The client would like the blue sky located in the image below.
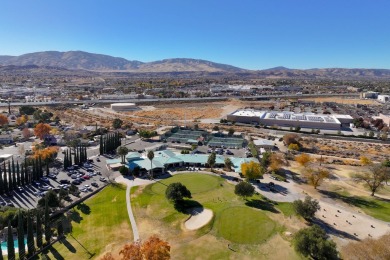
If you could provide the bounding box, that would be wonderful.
[0,1,389,69]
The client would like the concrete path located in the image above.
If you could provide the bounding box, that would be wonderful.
[116,175,155,242]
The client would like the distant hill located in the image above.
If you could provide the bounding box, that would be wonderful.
[1,51,390,79]
[0,51,244,73]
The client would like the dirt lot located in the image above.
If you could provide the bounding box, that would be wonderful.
[301,97,379,105]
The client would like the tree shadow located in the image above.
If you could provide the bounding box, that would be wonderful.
[318,190,385,209]
[76,203,91,215]
[61,238,77,253]
[312,218,360,241]
[48,245,65,260]
[67,209,83,224]
[174,199,203,214]
[245,199,280,213]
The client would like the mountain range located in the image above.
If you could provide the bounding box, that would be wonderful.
[1,51,390,79]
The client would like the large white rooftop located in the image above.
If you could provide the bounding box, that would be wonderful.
[231,110,265,117]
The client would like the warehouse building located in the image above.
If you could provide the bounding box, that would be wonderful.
[227,110,353,130]
[110,103,139,111]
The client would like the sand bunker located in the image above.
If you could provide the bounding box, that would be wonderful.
[185,207,213,230]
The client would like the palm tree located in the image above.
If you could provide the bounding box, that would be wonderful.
[117,146,129,164]
[147,151,154,179]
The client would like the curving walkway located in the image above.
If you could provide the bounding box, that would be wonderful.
[116,175,155,242]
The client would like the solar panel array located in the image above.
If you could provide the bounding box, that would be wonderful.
[293,115,306,120]
[324,117,336,123]
[307,116,324,122]
[268,112,277,119]
[282,114,291,119]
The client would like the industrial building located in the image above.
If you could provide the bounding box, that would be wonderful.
[110,103,139,112]
[227,110,354,130]
[378,95,390,103]
[360,91,379,99]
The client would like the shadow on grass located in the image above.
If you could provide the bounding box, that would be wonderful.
[61,238,77,253]
[318,190,385,209]
[174,199,203,214]
[48,245,65,260]
[76,203,91,215]
[313,218,360,241]
[245,199,279,213]
[67,210,83,224]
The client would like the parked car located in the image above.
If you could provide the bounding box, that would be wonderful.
[48,173,57,179]
[41,177,50,183]
[72,180,81,185]
[99,177,107,182]
[91,182,98,188]
[82,175,90,180]
[71,174,78,179]
[59,179,70,184]
[96,158,101,162]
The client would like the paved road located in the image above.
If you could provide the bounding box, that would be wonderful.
[4,93,358,107]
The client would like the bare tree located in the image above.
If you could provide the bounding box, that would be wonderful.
[353,164,390,196]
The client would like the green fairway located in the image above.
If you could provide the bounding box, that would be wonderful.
[132,173,299,259]
[276,202,296,217]
[217,206,276,244]
[41,184,132,259]
[151,173,220,194]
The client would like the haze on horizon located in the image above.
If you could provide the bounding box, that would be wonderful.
[0,0,389,70]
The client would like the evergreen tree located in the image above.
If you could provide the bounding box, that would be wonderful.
[36,210,43,249]
[16,161,20,186]
[0,167,3,195]
[8,161,13,191]
[3,163,8,194]
[57,220,64,238]
[39,157,44,178]
[26,212,35,255]
[7,221,15,260]
[44,199,51,243]
[99,135,103,155]
[69,149,72,166]
[17,210,26,259]
[11,158,17,188]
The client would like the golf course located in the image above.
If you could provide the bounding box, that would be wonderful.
[131,173,302,260]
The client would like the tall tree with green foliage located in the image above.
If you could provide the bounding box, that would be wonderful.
[117,146,129,164]
[207,152,216,171]
[0,167,3,195]
[11,158,17,188]
[36,210,43,249]
[293,225,338,260]
[44,199,51,243]
[0,243,3,260]
[27,211,35,255]
[3,163,8,194]
[57,220,64,238]
[16,161,21,186]
[147,150,155,179]
[234,181,255,199]
[99,135,103,155]
[17,210,26,259]
[7,221,15,260]
[293,196,321,220]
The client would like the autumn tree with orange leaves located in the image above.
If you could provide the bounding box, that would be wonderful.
[117,235,170,260]
[16,115,28,126]
[34,123,51,140]
[0,114,8,126]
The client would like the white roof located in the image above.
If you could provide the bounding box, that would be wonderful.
[110,103,136,107]
[0,154,13,159]
[232,110,265,117]
[253,139,274,146]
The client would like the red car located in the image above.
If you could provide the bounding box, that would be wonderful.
[82,175,90,180]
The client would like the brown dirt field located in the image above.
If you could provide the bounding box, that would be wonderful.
[301,97,378,105]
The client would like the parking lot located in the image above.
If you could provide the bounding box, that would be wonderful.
[0,154,111,209]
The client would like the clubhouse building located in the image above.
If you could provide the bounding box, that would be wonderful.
[106,150,258,175]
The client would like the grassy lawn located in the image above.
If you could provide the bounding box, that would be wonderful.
[40,184,132,259]
[132,173,301,259]
[217,206,276,244]
[319,189,390,222]
[275,202,296,217]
